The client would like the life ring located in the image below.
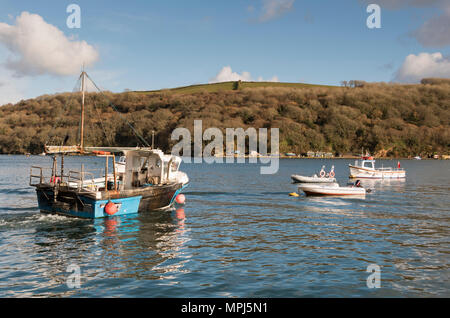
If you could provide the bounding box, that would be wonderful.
[329,171,335,178]
[320,170,326,178]
[93,150,111,156]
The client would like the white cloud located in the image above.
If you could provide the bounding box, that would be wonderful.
[394,52,450,82]
[259,0,295,22]
[269,75,279,82]
[0,12,99,77]
[257,75,280,82]
[209,66,280,83]
[209,66,252,83]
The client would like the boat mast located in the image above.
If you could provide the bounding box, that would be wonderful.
[152,130,155,149]
[80,67,86,152]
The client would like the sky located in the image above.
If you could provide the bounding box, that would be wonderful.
[0,0,449,105]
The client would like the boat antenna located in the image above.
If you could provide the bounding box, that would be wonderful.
[152,130,155,149]
[80,66,86,152]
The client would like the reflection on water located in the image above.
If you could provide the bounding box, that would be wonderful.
[0,207,189,297]
[0,156,449,297]
[355,178,406,192]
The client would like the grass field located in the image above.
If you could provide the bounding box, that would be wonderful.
[135,81,338,94]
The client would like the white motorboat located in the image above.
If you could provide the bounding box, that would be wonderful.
[298,181,366,196]
[349,156,406,179]
[291,165,336,183]
[298,184,366,196]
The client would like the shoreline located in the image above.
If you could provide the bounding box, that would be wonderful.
[1,153,448,160]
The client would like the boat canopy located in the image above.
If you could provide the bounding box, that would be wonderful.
[44,146,153,155]
[121,149,182,190]
[354,159,376,170]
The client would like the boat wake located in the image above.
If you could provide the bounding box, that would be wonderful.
[0,188,33,195]
[0,212,76,231]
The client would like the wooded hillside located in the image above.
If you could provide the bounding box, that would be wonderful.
[0,80,449,157]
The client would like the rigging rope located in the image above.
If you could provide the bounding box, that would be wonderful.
[45,71,151,148]
[85,73,151,147]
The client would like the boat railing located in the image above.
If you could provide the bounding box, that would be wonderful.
[68,170,98,192]
[377,167,405,171]
[67,169,118,193]
[30,166,76,186]
[29,166,52,186]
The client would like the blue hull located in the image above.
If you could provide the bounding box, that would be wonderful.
[35,183,187,219]
[37,190,142,219]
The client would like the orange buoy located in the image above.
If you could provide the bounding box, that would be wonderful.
[105,201,118,216]
[175,194,186,205]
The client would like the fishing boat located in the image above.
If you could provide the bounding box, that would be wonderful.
[298,180,366,196]
[29,70,189,219]
[291,165,336,183]
[349,156,406,179]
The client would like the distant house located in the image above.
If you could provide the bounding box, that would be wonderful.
[315,152,324,158]
[306,151,315,158]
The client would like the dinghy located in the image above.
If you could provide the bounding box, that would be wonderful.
[291,175,337,183]
[298,180,366,196]
[291,165,336,183]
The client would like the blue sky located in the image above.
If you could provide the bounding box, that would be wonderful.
[0,0,449,104]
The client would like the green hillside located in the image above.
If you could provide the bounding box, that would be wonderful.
[136,81,337,94]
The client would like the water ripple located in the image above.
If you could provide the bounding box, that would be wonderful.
[0,156,449,297]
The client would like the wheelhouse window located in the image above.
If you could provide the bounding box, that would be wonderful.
[171,161,180,172]
[363,161,373,168]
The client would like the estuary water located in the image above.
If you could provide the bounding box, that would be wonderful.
[0,155,449,297]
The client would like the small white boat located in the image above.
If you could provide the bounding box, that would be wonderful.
[291,175,336,183]
[291,165,336,183]
[414,156,421,160]
[298,181,366,196]
[349,156,405,179]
